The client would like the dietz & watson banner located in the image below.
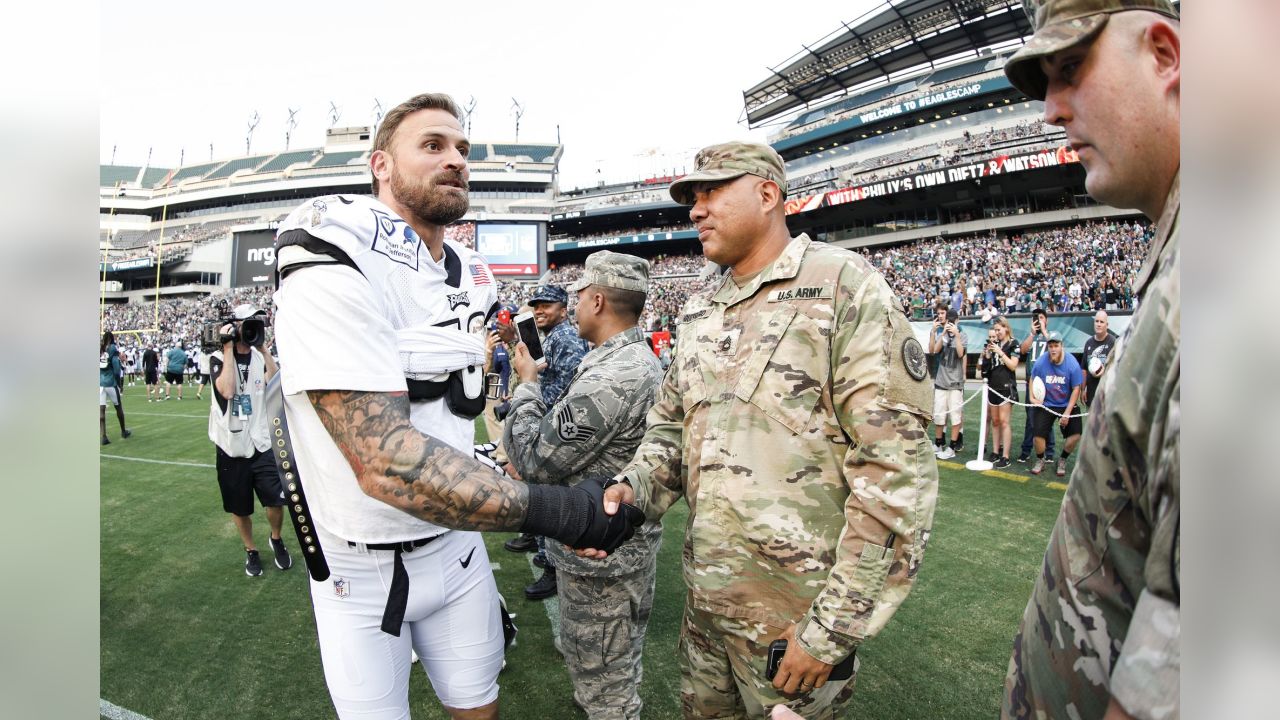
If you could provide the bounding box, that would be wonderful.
[784,145,1081,216]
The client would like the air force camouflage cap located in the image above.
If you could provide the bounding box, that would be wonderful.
[1004,0,1178,100]
[668,141,787,205]
[567,250,650,294]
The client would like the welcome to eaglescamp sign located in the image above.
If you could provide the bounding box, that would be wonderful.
[784,145,1081,216]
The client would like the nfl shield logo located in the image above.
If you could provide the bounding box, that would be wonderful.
[333,577,350,599]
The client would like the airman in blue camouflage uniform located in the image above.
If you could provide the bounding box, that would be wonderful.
[1002,2,1181,718]
[588,141,938,719]
[504,251,665,720]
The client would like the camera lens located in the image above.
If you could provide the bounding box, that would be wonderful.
[240,318,264,346]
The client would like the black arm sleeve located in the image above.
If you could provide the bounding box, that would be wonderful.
[520,474,644,552]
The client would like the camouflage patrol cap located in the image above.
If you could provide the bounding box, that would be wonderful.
[668,141,787,205]
[568,250,650,294]
[1004,0,1179,100]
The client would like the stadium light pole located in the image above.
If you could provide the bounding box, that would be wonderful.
[511,98,524,143]
[464,96,477,138]
[246,110,260,156]
[285,107,299,150]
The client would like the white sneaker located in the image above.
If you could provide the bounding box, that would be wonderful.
[936,446,956,460]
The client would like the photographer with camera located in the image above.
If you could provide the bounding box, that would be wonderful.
[206,303,292,577]
[929,304,966,459]
[980,317,1020,468]
[1017,308,1054,464]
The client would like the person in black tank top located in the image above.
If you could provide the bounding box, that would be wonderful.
[980,317,1020,467]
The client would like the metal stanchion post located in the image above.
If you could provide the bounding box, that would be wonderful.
[966,380,994,471]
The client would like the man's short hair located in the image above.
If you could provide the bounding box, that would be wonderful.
[371,93,464,196]
[593,285,646,323]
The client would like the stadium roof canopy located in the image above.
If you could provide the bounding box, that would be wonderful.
[742,0,1031,127]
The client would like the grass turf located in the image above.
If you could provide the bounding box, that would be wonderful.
[101,382,1067,719]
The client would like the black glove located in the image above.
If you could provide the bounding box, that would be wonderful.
[520,472,644,553]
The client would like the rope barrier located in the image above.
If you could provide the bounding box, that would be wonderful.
[982,382,1089,419]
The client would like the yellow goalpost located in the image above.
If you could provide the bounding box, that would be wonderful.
[100,186,171,343]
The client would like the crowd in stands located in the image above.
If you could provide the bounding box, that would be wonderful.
[549,222,690,246]
[109,219,238,251]
[870,220,1153,319]
[99,220,1150,346]
[444,222,476,249]
[569,188,671,211]
[789,118,1062,193]
[100,285,275,356]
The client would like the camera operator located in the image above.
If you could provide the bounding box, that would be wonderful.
[207,303,292,577]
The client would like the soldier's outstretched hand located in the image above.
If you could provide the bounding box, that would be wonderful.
[574,477,636,559]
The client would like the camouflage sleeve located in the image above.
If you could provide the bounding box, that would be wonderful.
[622,352,686,519]
[1109,380,1180,719]
[1109,590,1180,719]
[502,367,628,486]
[795,264,938,665]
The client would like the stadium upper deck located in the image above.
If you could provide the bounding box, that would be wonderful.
[99,128,561,225]
[742,1,1031,127]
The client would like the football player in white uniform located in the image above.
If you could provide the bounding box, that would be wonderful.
[273,93,641,720]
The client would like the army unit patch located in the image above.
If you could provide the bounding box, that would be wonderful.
[902,337,928,381]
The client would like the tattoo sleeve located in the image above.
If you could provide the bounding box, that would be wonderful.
[308,389,529,531]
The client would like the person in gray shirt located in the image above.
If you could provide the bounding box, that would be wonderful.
[929,306,966,459]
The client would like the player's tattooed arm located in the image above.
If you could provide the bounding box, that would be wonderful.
[307,389,529,531]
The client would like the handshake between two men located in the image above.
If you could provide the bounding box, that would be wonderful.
[519,473,644,554]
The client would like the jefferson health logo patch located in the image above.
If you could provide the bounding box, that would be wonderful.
[370,209,421,270]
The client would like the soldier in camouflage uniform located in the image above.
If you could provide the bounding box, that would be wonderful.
[1002,2,1180,719]
[585,142,939,719]
[503,251,665,720]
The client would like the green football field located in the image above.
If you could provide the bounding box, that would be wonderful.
[100,382,1070,719]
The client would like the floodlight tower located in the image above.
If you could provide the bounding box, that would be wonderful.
[246,110,260,155]
[285,107,299,150]
[372,99,385,134]
[464,96,477,137]
[328,101,341,128]
[510,98,524,142]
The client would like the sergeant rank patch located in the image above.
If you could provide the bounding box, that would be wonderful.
[555,405,598,443]
[902,337,927,381]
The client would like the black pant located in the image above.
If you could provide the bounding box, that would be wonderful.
[1020,384,1055,457]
